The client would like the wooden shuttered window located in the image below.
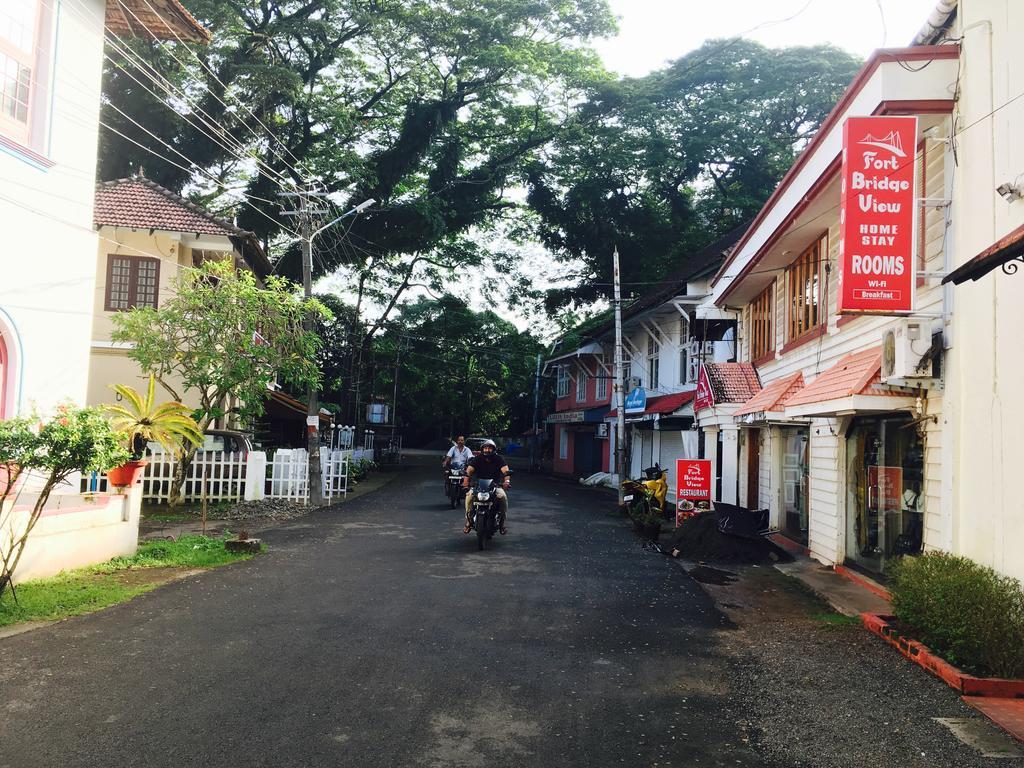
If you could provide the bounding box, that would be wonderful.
[786,235,827,341]
[750,283,774,361]
[105,255,160,311]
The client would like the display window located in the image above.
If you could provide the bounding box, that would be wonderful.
[845,415,924,573]
[780,427,809,544]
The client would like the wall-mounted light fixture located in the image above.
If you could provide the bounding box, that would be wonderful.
[996,182,1023,203]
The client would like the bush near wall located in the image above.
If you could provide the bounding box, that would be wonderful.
[889,552,1024,678]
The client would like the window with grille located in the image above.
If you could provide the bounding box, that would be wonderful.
[576,367,587,402]
[0,1,44,145]
[646,334,659,389]
[678,316,689,384]
[750,283,775,361]
[596,371,608,401]
[105,256,160,311]
[556,366,570,398]
[786,235,827,341]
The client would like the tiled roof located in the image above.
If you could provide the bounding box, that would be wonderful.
[704,362,761,404]
[784,348,886,407]
[606,390,695,419]
[105,0,210,43]
[95,176,247,237]
[734,372,804,416]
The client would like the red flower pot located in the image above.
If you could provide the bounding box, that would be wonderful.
[107,460,149,488]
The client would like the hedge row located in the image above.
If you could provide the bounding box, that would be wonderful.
[889,552,1024,678]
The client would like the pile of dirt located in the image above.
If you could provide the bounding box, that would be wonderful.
[664,512,787,564]
[216,499,308,521]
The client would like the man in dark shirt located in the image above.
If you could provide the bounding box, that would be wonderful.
[462,440,510,534]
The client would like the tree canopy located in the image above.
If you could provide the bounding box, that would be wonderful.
[526,39,862,313]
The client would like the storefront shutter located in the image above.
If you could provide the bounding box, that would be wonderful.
[659,430,684,498]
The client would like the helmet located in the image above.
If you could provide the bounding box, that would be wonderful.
[482,439,497,450]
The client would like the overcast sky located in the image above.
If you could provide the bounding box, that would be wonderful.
[595,0,941,77]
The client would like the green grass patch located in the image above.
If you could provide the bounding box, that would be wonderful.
[0,535,253,628]
[813,611,861,629]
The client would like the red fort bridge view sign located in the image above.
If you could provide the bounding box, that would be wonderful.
[838,115,918,314]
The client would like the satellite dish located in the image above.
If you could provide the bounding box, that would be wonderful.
[882,329,897,379]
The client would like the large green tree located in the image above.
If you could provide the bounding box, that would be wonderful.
[366,295,543,444]
[527,38,862,312]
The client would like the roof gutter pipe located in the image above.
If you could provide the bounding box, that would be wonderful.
[913,0,957,45]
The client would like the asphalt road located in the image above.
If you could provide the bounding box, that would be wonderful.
[0,463,763,768]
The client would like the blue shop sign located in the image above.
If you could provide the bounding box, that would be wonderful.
[624,387,647,414]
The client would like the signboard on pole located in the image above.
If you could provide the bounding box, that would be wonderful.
[624,387,647,414]
[838,115,918,314]
[694,365,714,413]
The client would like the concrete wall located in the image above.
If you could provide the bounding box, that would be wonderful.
[0,0,106,419]
[3,484,143,584]
[945,0,1024,581]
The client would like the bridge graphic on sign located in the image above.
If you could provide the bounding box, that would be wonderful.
[857,130,906,158]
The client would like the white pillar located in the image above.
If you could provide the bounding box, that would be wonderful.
[245,450,267,501]
[703,425,719,500]
[721,425,740,504]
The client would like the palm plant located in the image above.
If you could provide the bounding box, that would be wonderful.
[103,375,204,460]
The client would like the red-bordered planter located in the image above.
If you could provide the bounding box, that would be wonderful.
[106,460,149,488]
[862,613,1024,698]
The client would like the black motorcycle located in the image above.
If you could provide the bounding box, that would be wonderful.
[468,477,504,550]
[445,465,468,509]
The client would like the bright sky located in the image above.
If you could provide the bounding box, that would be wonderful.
[595,0,942,77]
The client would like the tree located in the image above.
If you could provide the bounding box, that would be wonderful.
[0,408,128,601]
[527,38,862,312]
[110,260,325,505]
[368,295,543,444]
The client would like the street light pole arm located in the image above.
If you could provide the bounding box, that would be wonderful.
[310,198,376,244]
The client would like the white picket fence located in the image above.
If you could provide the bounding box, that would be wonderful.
[82,445,376,505]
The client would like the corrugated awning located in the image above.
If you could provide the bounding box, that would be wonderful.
[734,372,804,417]
[783,347,915,417]
[606,390,695,419]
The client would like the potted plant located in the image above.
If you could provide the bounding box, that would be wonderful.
[103,375,203,488]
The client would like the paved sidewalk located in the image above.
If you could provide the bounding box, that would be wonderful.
[773,556,892,617]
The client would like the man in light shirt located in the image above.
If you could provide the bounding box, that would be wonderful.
[443,435,473,470]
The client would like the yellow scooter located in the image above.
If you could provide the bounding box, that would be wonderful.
[621,463,668,517]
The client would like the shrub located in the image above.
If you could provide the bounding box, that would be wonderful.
[889,552,1024,678]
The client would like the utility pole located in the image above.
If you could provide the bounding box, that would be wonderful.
[283,189,375,507]
[613,247,626,506]
[530,353,542,472]
[390,336,403,456]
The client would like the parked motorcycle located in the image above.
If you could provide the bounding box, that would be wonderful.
[468,477,503,550]
[445,465,468,509]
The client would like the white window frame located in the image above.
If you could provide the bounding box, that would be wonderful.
[556,366,570,398]
[558,427,569,460]
[647,334,660,390]
[0,0,50,149]
[596,371,608,400]
[678,317,689,384]
[575,366,587,402]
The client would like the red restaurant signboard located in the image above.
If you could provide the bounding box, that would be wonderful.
[676,459,712,502]
[838,115,918,314]
[694,365,714,412]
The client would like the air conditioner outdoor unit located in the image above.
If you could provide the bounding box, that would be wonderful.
[881,320,935,382]
[595,423,609,438]
[626,376,643,391]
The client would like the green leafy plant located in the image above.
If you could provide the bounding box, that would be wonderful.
[889,552,1024,678]
[0,405,129,601]
[103,375,204,460]
[0,416,40,509]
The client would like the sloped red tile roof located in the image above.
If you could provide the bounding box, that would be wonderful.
[784,348,886,407]
[703,362,761,404]
[95,176,247,237]
[606,390,695,418]
[105,0,210,43]
[734,372,804,416]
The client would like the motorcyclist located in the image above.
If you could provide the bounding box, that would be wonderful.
[442,435,474,471]
[462,439,510,535]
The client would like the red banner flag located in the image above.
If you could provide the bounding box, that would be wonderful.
[838,115,918,314]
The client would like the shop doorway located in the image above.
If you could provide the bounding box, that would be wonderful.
[746,429,760,508]
[845,415,924,574]
[573,431,602,476]
[780,427,809,544]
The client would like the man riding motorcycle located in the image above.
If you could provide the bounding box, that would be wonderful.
[443,435,474,471]
[462,439,510,535]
